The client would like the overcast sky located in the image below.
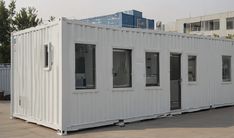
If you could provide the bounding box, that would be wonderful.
[5,0,234,23]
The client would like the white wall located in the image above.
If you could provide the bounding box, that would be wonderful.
[164,22,177,32]
[11,22,62,130]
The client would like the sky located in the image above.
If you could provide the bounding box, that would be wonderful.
[4,0,234,23]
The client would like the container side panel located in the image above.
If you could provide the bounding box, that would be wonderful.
[12,24,61,129]
[62,21,234,132]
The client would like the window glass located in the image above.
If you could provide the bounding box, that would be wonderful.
[188,56,197,82]
[201,19,220,31]
[222,56,231,82]
[44,44,49,68]
[184,22,201,33]
[146,52,160,86]
[213,20,220,30]
[227,17,234,30]
[113,49,132,88]
[75,44,96,89]
[184,23,190,33]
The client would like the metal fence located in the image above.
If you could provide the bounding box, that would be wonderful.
[0,64,10,96]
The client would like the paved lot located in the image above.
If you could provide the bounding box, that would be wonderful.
[1,101,234,138]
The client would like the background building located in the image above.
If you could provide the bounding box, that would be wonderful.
[80,10,155,29]
[165,11,234,37]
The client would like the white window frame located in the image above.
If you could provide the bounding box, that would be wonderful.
[222,55,232,83]
[112,48,133,89]
[43,43,52,71]
[145,52,160,87]
[226,17,234,30]
[188,55,197,82]
[144,49,162,90]
[74,43,96,90]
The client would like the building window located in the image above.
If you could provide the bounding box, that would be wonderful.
[222,56,231,82]
[44,44,49,68]
[213,19,220,30]
[113,49,132,88]
[188,56,197,82]
[184,23,189,33]
[184,20,220,33]
[44,43,52,70]
[75,44,96,89]
[146,52,160,86]
[191,22,201,32]
[184,22,201,33]
[227,17,234,30]
[201,19,220,31]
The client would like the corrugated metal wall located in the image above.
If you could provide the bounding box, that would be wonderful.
[12,22,62,130]
[0,64,10,95]
[12,19,234,133]
[62,19,234,131]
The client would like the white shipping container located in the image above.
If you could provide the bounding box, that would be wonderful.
[11,17,234,135]
[0,65,11,96]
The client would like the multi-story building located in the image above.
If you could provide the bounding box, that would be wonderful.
[165,11,234,37]
[80,10,155,29]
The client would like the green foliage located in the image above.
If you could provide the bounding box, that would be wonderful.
[225,34,234,39]
[0,0,42,63]
[0,45,10,63]
[213,33,219,38]
[0,0,15,63]
[8,0,15,17]
[48,16,55,22]
[8,0,16,32]
[14,7,42,30]
[0,0,10,46]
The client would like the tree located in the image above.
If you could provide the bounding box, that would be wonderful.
[0,0,10,46]
[0,45,10,63]
[226,34,234,39]
[0,0,11,63]
[48,16,55,22]
[0,1,42,63]
[14,7,42,31]
[213,33,219,38]
[8,0,16,32]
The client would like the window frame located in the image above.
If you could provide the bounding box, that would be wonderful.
[75,43,96,90]
[201,19,220,31]
[145,52,160,87]
[112,48,132,89]
[44,44,49,68]
[188,55,197,82]
[226,17,234,30]
[213,19,220,30]
[222,55,232,82]
[43,43,52,71]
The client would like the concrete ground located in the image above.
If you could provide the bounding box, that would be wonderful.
[1,101,234,138]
